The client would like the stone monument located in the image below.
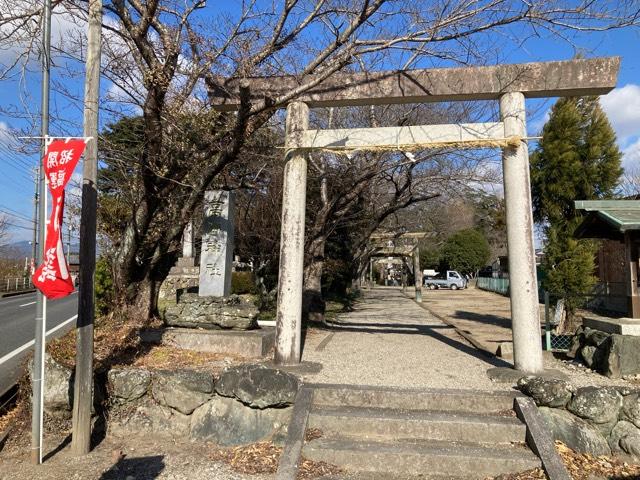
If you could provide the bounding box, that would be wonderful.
[199,190,235,297]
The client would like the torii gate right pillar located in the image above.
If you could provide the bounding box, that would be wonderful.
[500,92,544,374]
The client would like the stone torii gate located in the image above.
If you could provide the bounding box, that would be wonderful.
[210,57,620,373]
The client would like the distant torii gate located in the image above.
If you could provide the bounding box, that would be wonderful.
[210,57,620,373]
[366,232,432,302]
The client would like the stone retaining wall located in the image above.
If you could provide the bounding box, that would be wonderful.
[36,356,299,447]
[569,326,640,379]
[518,376,640,459]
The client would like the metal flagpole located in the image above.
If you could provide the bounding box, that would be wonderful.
[31,0,52,464]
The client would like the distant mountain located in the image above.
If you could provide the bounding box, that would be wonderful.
[0,240,32,258]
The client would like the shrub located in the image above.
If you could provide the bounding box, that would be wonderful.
[231,271,256,295]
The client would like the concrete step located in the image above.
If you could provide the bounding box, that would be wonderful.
[303,437,541,479]
[310,384,519,414]
[308,405,527,444]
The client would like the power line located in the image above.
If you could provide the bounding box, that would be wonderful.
[4,221,33,231]
[0,209,34,224]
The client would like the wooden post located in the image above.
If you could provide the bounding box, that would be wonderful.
[625,232,640,319]
[274,102,309,365]
[71,0,102,455]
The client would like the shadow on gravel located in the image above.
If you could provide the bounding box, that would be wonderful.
[452,310,511,329]
[325,320,511,369]
[99,455,165,479]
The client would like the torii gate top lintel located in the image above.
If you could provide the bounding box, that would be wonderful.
[209,57,619,111]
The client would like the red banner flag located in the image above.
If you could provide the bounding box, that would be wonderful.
[32,138,87,299]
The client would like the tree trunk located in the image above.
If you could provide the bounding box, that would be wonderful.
[303,237,326,325]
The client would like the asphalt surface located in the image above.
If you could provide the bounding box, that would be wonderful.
[0,291,78,396]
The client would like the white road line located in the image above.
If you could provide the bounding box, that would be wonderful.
[19,301,36,307]
[0,315,77,366]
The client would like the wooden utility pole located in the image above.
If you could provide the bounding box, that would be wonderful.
[71,0,102,455]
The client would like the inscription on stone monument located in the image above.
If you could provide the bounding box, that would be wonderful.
[199,190,235,297]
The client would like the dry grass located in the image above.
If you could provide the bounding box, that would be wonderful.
[486,468,547,480]
[130,345,246,372]
[555,441,640,480]
[47,306,154,371]
[304,428,323,442]
[0,406,19,435]
[209,441,342,479]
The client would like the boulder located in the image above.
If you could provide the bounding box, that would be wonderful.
[164,294,258,330]
[112,402,190,437]
[539,407,611,456]
[584,328,610,347]
[215,364,299,409]
[29,354,73,417]
[566,327,584,359]
[601,334,640,379]
[28,354,102,418]
[621,393,640,428]
[567,387,622,433]
[151,370,214,415]
[190,396,291,446]
[108,368,151,403]
[580,346,598,369]
[517,376,574,408]
[608,421,640,457]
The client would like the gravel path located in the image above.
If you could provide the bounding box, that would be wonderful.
[301,288,512,391]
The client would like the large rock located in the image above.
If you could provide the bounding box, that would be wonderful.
[40,354,73,417]
[621,393,640,428]
[567,387,622,433]
[112,402,190,437]
[28,354,102,418]
[164,293,258,330]
[517,376,574,408]
[608,421,640,457]
[215,364,299,409]
[190,396,291,446]
[601,334,640,379]
[539,407,611,456]
[108,368,151,403]
[151,370,214,415]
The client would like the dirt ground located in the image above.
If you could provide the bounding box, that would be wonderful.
[0,431,274,480]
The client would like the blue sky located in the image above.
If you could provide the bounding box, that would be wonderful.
[0,5,638,245]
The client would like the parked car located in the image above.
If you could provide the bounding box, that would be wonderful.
[424,270,467,290]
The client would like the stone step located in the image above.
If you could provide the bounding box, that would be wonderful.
[308,405,527,444]
[310,384,518,414]
[302,437,541,479]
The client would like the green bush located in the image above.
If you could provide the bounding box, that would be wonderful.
[231,271,256,295]
[95,257,114,316]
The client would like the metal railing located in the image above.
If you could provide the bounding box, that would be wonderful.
[0,277,33,293]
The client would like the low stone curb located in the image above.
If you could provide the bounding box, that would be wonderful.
[275,387,314,480]
[0,289,36,298]
[514,397,572,480]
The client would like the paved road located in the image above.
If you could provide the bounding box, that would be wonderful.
[0,291,78,396]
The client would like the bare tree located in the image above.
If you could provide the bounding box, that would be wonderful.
[1,1,639,316]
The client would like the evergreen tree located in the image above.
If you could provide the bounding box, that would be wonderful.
[531,97,622,325]
[439,229,490,275]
